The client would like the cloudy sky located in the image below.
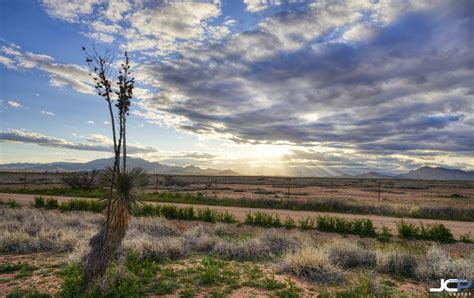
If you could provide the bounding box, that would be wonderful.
[0,0,473,176]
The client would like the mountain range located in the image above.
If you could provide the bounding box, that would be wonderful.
[0,158,473,180]
[344,167,474,181]
[0,157,241,176]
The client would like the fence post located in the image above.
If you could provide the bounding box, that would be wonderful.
[378,182,381,203]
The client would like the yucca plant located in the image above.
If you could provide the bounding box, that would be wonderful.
[83,167,146,285]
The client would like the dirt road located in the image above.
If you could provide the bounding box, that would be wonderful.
[2,192,473,238]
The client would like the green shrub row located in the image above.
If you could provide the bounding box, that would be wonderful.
[396,220,454,243]
[245,212,376,237]
[33,196,105,212]
[132,204,237,224]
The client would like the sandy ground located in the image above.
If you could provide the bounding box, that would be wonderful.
[2,192,473,238]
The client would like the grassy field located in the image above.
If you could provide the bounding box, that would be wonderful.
[1,174,473,296]
[0,205,473,297]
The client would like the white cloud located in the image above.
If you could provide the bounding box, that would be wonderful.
[86,133,112,144]
[243,0,282,12]
[40,0,102,23]
[0,55,16,69]
[1,45,94,94]
[87,120,95,124]
[41,110,55,116]
[103,0,131,22]
[7,101,21,108]
[0,129,157,154]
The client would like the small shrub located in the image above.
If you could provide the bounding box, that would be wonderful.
[59,199,105,212]
[376,250,417,277]
[280,246,344,283]
[325,240,376,268]
[245,212,281,228]
[6,199,20,208]
[316,215,376,237]
[416,245,474,281]
[45,198,59,209]
[298,217,315,230]
[34,196,46,208]
[397,220,454,243]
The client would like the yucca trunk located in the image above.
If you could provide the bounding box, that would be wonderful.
[83,200,129,286]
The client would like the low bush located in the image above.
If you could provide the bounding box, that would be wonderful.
[316,215,376,237]
[245,212,282,228]
[298,217,316,230]
[397,220,454,243]
[34,196,46,208]
[416,245,474,281]
[280,245,344,283]
[376,250,417,277]
[5,199,20,208]
[283,216,296,229]
[58,199,105,213]
[45,198,59,209]
[325,240,376,268]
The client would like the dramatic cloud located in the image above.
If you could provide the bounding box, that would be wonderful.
[0,130,157,154]
[2,0,472,173]
[132,0,473,164]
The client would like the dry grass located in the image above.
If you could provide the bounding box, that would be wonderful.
[376,250,417,277]
[1,206,473,288]
[280,245,344,283]
[325,239,376,268]
[416,245,473,280]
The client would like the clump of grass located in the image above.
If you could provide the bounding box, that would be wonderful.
[298,217,316,230]
[415,245,474,281]
[376,250,417,277]
[325,240,376,268]
[377,225,392,242]
[280,245,344,283]
[7,287,51,298]
[0,262,24,273]
[397,220,454,243]
[283,216,296,229]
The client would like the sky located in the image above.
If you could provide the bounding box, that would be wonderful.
[0,0,473,176]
